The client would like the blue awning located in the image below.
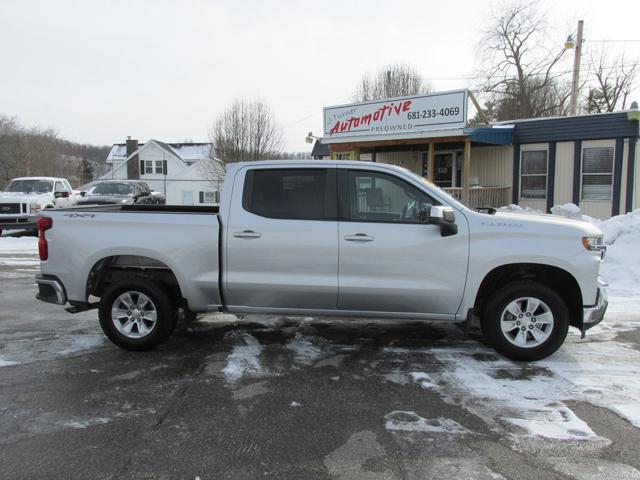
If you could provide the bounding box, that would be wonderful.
[463,126,514,145]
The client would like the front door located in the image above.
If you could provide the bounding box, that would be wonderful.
[337,167,469,316]
[224,166,339,311]
[433,151,462,188]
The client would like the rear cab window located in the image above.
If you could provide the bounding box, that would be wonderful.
[242,168,336,220]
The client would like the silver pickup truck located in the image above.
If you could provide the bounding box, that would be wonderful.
[34,160,608,360]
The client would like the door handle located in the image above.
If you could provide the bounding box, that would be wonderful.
[233,230,262,238]
[344,233,374,242]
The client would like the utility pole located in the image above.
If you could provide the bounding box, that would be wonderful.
[569,20,584,115]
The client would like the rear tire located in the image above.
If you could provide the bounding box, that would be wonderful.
[98,279,176,351]
[481,280,569,361]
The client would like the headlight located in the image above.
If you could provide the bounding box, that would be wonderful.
[582,236,605,252]
[30,203,41,213]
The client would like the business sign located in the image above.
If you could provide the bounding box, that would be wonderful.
[323,90,467,139]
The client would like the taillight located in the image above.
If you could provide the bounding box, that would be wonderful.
[37,217,53,261]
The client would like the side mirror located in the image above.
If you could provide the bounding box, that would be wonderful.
[54,191,70,199]
[80,191,86,197]
[427,206,458,237]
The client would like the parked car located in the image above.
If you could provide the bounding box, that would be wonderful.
[34,160,607,361]
[76,180,165,206]
[0,176,75,235]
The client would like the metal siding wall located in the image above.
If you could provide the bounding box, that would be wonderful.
[554,142,574,205]
[469,146,513,186]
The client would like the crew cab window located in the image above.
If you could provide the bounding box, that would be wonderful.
[243,169,331,220]
[341,170,437,223]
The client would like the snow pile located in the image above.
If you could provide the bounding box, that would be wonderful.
[550,204,640,294]
[498,204,543,213]
[550,202,584,220]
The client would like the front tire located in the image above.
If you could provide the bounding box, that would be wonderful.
[98,279,176,351]
[481,280,569,361]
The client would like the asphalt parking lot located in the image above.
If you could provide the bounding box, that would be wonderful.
[2,241,640,480]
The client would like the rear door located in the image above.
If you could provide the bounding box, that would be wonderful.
[337,166,469,316]
[224,166,338,311]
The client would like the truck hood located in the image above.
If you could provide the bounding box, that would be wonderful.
[0,192,51,205]
[493,210,603,237]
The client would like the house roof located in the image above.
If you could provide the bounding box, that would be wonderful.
[311,140,331,157]
[106,142,212,164]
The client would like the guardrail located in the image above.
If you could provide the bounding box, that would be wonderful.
[443,186,512,208]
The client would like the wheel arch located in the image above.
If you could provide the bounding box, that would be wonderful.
[473,263,583,331]
[85,255,185,308]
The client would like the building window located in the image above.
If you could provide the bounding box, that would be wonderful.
[142,160,153,175]
[155,160,167,175]
[520,149,548,199]
[334,153,352,160]
[199,191,220,204]
[581,146,614,201]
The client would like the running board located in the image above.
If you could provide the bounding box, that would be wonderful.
[65,302,99,314]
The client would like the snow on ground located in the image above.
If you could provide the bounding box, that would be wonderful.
[0,357,19,367]
[222,332,268,382]
[385,411,470,434]
[0,235,38,254]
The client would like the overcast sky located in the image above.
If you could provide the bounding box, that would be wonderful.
[1,0,639,152]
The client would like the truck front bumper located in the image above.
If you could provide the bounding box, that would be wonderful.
[0,216,38,230]
[35,275,67,305]
[582,276,608,333]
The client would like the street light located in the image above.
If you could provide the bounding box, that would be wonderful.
[305,131,320,144]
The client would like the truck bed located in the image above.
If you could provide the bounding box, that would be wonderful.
[40,206,222,312]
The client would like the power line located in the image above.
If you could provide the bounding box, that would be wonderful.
[588,39,640,43]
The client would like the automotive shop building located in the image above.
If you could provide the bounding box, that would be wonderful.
[312,90,640,219]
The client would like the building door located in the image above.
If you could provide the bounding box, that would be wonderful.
[433,150,463,188]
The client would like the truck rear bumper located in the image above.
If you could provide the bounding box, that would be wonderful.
[582,276,608,332]
[35,275,67,305]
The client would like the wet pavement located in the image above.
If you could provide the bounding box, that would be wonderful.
[2,242,640,479]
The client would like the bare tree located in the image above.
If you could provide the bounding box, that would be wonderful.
[0,116,29,184]
[477,1,571,120]
[0,114,110,188]
[353,63,432,102]
[584,49,639,113]
[210,98,285,169]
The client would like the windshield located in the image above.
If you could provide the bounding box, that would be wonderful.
[5,179,53,194]
[89,183,134,196]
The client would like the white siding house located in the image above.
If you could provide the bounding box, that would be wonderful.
[102,139,223,205]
